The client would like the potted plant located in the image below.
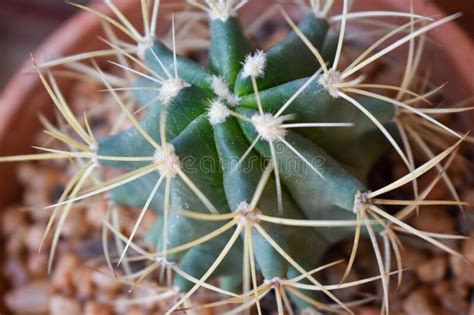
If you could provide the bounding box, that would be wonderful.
[1,0,473,314]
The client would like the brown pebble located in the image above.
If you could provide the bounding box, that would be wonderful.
[25,225,48,252]
[323,262,360,301]
[403,288,439,315]
[462,233,474,261]
[401,245,428,269]
[416,257,447,283]
[72,266,94,299]
[412,207,456,235]
[61,206,91,238]
[5,281,50,313]
[434,281,469,314]
[51,253,81,290]
[92,269,121,292]
[84,301,113,315]
[2,207,28,237]
[6,226,27,256]
[49,295,81,315]
[27,252,48,277]
[5,258,29,287]
[357,307,380,315]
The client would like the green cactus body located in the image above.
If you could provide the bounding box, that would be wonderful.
[97,10,394,307]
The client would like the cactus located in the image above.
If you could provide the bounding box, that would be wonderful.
[1,0,471,313]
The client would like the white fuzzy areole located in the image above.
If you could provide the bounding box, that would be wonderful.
[211,76,231,98]
[236,201,260,224]
[211,76,241,106]
[137,35,155,60]
[201,0,248,22]
[208,100,231,125]
[319,70,343,98]
[159,79,190,104]
[153,144,180,177]
[242,51,267,78]
[352,191,370,214]
[251,113,286,142]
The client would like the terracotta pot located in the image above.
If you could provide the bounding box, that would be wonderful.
[353,0,473,101]
[0,0,472,204]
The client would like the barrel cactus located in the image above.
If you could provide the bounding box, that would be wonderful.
[1,0,469,313]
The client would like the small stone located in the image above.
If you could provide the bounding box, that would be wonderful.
[84,301,113,315]
[5,281,50,313]
[51,253,81,290]
[449,233,474,285]
[72,267,94,300]
[403,288,439,315]
[85,199,108,228]
[92,269,121,292]
[434,281,469,314]
[357,307,380,315]
[323,262,360,301]
[27,252,48,277]
[416,257,447,283]
[401,245,429,269]
[60,205,91,238]
[412,207,456,234]
[5,258,29,287]
[49,295,81,315]
[462,233,474,261]
[2,207,28,237]
[6,226,27,256]
[25,225,48,252]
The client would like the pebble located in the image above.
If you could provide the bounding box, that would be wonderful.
[84,301,113,315]
[27,252,48,277]
[403,288,439,315]
[51,253,81,290]
[2,207,27,236]
[412,207,456,234]
[416,257,447,283]
[5,258,29,287]
[72,266,94,299]
[462,233,474,261]
[61,206,91,238]
[49,295,81,315]
[323,262,360,301]
[25,225,48,252]
[401,245,428,269]
[449,234,474,286]
[5,281,50,313]
[434,281,469,314]
[92,269,122,292]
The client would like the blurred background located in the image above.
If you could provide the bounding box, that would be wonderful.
[0,0,89,88]
[0,0,472,90]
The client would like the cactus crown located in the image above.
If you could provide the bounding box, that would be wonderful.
[1,0,471,313]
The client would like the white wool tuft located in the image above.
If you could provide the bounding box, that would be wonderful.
[242,51,267,78]
[236,201,250,212]
[153,144,180,177]
[236,201,260,224]
[211,76,241,106]
[208,100,231,125]
[189,0,248,21]
[251,113,287,142]
[137,36,155,60]
[211,76,230,98]
[225,93,241,107]
[159,79,190,104]
[319,70,343,98]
